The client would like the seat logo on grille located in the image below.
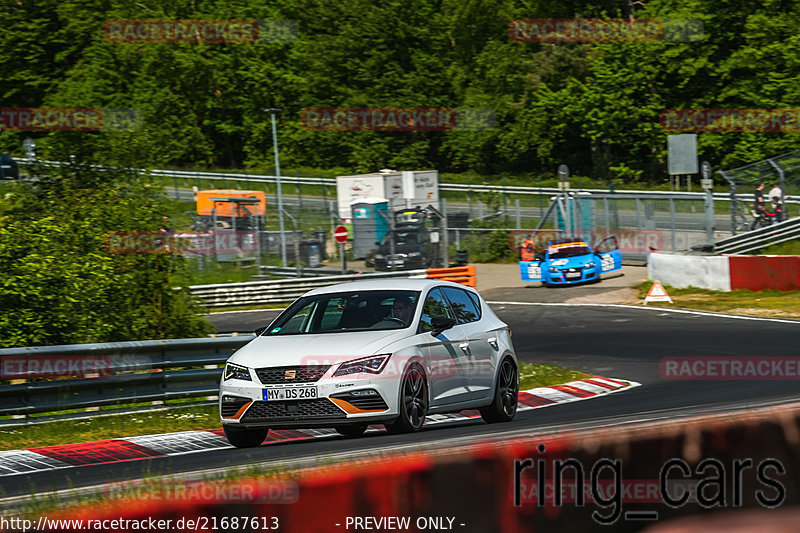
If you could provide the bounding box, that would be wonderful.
[284,370,296,380]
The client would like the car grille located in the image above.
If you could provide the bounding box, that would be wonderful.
[346,396,389,411]
[220,396,250,417]
[241,399,345,422]
[331,391,389,411]
[255,365,331,385]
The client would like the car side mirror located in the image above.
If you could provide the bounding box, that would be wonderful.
[254,325,268,336]
[430,316,456,335]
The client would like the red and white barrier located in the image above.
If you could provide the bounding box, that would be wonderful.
[648,252,800,292]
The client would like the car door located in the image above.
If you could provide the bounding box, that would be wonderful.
[418,287,470,406]
[441,287,495,402]
[519,259,543,281]
[594,236,622,274]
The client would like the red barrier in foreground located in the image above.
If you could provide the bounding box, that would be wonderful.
[729,255,800,292]
[32,404,800,533]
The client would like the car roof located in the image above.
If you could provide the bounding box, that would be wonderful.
[303,278,477,297]
[548,239,590,247]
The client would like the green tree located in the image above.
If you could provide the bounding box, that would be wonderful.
[0,149,212,347]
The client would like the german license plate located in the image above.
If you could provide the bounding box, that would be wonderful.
[566,272,581,279]
[263,386,317,401]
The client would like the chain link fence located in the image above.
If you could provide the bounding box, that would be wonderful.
[719,149,800,233]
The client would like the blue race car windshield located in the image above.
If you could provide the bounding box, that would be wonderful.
[548,244,591,258]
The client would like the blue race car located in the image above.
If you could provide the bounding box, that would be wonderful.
[519,236,622,285]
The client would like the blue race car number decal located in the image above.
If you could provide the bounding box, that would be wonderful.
[601,254,615,272]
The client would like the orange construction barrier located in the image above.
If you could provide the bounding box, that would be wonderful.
[425,265,476,287]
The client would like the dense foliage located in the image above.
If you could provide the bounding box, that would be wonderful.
[0,142,213,347]
[2,0,800,179]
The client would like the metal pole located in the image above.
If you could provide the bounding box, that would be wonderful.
[211,206,218,264]
[669,198,676,251]
[515,199,521,229]
[704,184,714,245]
[635,197,643,254]
[268,110,287,267]
[331,208,346,273]
[380,210,395,272]
[282,209,300,277]
[254,209,261,274]
[724,172,737,235]
[441,199,449,268]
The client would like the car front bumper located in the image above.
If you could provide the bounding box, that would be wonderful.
[544,267,599,285]
[220,372,399,429]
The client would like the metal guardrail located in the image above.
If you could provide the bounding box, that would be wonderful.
[713,217,800,255]
[0,337,251,422]
[19,158,800,204]
[190,269,429,308]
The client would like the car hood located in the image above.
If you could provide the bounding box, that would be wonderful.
[229,329,410,368]
[548,254,596,268]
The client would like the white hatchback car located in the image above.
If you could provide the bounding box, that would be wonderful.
[219,279,518,448]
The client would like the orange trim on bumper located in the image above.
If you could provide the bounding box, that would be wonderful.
[330,397,387,414]
[222,400,253,419]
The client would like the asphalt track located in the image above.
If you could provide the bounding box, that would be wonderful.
[3,301,799,503]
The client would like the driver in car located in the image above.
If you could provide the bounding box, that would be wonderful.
[392,296,414,325]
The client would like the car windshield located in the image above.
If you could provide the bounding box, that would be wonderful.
[548,242,591,258]
[381,231,419,246]
[264,290,420,335]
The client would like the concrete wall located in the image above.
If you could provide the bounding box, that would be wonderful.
[648,253,731,291]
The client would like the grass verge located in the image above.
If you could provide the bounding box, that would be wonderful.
[634,281,800,318]
[518,362,589,390]
[0,363,587,451]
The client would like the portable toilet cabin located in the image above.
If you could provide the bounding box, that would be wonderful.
[350,198,389,259]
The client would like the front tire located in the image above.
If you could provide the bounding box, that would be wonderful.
[335,424,368,438]
[385,363,428,434]
[480,357,518,423]
[223,424,269,448]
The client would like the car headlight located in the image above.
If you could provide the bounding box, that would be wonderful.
[334,354,391,376]
[224,362,252,381]
[585,262,596,268]
[549,267,559,273]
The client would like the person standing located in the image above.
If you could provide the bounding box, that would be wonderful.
[754,182,766,211]
[768,182,783,203]
[750,182,767,230]
[520,236,537,261]
[766,197,784,224]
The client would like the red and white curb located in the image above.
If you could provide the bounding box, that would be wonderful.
[0,376,638,477]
